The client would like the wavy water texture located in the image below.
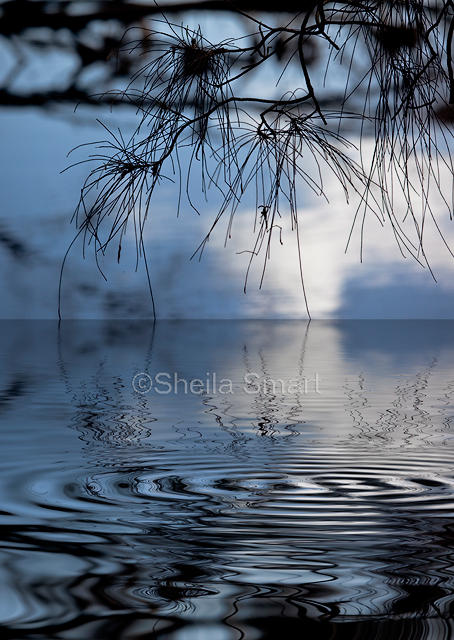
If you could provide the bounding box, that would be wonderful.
[1,320,454,639]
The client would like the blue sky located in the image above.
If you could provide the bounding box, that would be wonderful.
[2,105,454,318]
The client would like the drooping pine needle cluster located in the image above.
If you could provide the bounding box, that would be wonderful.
[63,2,454,318]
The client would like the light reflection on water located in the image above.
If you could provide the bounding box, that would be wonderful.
[1,320,454,638]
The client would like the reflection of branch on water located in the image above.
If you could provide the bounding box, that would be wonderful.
[57,321,157,453]
[438,379,454,445]
[344,372,371,439]
[47,321,454,637]
[240,321,311,438]
[343,357,447,447]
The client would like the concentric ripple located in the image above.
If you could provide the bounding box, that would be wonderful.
[2,320,454,639]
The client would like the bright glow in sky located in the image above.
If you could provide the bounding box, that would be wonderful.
[1,109,454,318]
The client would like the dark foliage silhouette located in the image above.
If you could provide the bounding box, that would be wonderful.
[33,1,454,318]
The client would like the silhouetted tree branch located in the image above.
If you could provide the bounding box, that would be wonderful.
[0,0,324,106]
[16,1,451,319]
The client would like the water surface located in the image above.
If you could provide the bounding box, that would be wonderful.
[1,320,454,638]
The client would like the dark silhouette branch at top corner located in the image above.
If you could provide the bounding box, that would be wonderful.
[0,0,322,108]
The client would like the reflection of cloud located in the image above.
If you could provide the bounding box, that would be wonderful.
[2,111,454,318]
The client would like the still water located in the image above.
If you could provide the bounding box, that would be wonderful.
[1,320,454,639]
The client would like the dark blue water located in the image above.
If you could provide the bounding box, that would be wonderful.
[2,320,454,639]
